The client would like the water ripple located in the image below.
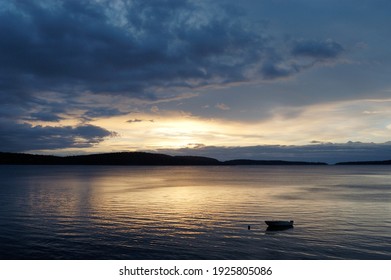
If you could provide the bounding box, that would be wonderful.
[0,165,391,259]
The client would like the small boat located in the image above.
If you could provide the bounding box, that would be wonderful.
[265,220,294,229]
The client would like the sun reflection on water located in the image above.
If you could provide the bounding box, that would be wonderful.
[1,165,391,259]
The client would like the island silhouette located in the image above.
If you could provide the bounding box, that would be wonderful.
[0,151,330,165]
[1,151,389,165]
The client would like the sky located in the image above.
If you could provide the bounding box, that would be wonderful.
[1,0,391,163]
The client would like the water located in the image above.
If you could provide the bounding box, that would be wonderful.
[0,165,390,259]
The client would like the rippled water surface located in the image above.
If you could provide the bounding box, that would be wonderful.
[0,165,390,259]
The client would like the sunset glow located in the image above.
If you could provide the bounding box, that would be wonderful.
[1,0,391,162]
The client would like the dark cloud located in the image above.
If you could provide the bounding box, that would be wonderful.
[260,61,298,80]
[0,0,267,99]
[82,107,125,120]
[126,119,144,123]
[27,111,64,122]
[125,118,154,124]
[0,0,344,101]
[0,0,350,153]
[157,142,391,164]
[291,39,344,59]
[259,38,344,80]
[0,122,115,152]
[0,0,274,130]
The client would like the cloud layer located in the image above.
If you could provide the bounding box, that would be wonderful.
[291,39,344,60]
[0,121,115,152]
[1,0,345,104]
[157,142,391,164]
[1,0,266,99]
[1,0,389,157]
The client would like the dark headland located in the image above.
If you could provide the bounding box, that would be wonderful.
[2,151,389,165]
[0,151,328,166]
[336,159,391,165]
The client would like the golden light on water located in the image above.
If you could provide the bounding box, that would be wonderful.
[5,165,391,259]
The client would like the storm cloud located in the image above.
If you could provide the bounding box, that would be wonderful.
[0,1,346,103]
[2,0,387,157]
[0,0,265,99]
[0,122,115,152]
[291,39,344,60]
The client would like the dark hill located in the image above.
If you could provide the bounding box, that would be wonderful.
[0,152,327,166]
[63,153,221,165]
[224,159,327,165]
[0,152,60,165]
[336,159,391,165]
[0,152,221,166]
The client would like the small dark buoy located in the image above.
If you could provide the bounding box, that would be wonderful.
[248,225,251,230]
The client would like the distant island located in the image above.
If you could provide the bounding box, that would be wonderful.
[336,160,391,165]
[0,151,327,166]
[223,159,327,165]
[1,151,390,166]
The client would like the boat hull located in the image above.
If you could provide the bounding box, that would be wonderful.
[265,220,294,229]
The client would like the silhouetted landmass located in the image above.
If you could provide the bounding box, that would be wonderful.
[3,151,391,166]
[223,159,327,165]
[0,152,220,166]
[336,160,391,165]
[0,152,329,166]
[67,153,222,165]
[0,152,60,165]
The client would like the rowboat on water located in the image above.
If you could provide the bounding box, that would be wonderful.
[265,220,294,229]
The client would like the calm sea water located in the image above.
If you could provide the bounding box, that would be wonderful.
[0,165,390,260]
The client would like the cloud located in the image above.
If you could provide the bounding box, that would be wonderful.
[215,103,231,111]
[0,122,115,152]
[126,119,155,123]
[259,38,345,80]
[291,39,344,60]
[260,61,298,80]
[127,119,143,123]
[0,1,346,103]
[157,142,391,164]
[150,106,160,113]
[0,0,267,100]
[0,0,352,153]
[82,107,125,120]
[27,111,64,122]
